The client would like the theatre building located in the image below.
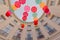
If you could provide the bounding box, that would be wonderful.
[0,0,60,40]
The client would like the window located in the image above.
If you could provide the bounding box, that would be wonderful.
[12,20,18,25]
[12,28,22,40]
[26,29,33,40]
[0,15,6,22]
[44,24,56,35]
[27,25,31,31]
[51,16,60,25]
[35,28,44,39]
[40,20,45,24]
[51,16,57,22]
[40,20,44,23]
[0,23,13,37]
[55,17,60,25]
[25,33,33,40]
[50,0,55,6]
[58,0,60,5]
[3,24,13,33]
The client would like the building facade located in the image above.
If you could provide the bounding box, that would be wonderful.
[0,0,60,40]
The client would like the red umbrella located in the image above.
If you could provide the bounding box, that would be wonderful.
[22,16,27,21]
[43,6,50,15]
[31,6,37,13]
[21,24,25,28]
[34,19,38,25]
[23,12,28,16]
[15,1,21,8]
[6,10,12,17]
[24,5,30,12]
[19,0,26,4]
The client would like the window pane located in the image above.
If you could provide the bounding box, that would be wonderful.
[0,24,13,37]
[12,20,18,25]
[12,28,22,40]
[50,0,55,6]
[26,33,33,40]
[51,16,57,22]
[44,24,56,35]
[40,20,45,24]
[27,25,31,31]
[25,30,33,40]
[0,29,8,37]
[56,17,60,25]
[51,16,60,25]
[35,28,44,39]
[0,15,6,22]
[3,24,13,33]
